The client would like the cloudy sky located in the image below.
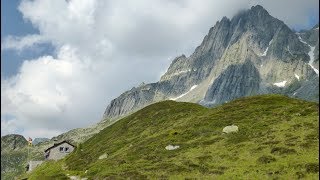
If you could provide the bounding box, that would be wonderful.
[1,0,319,139]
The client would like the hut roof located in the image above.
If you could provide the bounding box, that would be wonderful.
[44,140,75,152]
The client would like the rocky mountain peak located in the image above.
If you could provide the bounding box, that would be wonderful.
[220,16,230,23]
[102,5,319,122]
[250,5,268,14]
[170,54,187,64]
[1,134,28,151]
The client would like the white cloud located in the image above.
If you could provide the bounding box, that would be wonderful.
[1,118,19,136]
[2,45,109,133]
[1,117,60,138]
[1,0,318,138]
[1,34,48,51]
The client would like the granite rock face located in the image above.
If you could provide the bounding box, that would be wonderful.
[201,60,261,106]
[103,5,319,121]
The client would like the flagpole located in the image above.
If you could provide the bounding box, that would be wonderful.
[27,137,31,171]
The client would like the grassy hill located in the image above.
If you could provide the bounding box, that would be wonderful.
[21,95,319,179]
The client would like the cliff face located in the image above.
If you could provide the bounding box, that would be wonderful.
[201,60,261,105]
[103,5,319,122]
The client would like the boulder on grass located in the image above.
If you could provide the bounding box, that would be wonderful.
[222,125,238,134]
[165,145,180,150]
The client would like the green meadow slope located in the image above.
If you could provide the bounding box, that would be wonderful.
[22,95,319,179]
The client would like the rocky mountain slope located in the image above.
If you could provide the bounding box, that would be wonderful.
[1,135,29,180]
[1,134,28,152]
[103,5,319,122]
[22,95,319,179]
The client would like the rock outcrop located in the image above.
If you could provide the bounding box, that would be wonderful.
[222,125,239,134]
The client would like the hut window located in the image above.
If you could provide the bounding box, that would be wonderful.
[59,147,64,152]
[65,147,69,152]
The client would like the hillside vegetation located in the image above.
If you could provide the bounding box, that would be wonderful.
[22,95,319,179]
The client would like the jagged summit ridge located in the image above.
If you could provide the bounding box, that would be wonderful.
[103,5,319,121]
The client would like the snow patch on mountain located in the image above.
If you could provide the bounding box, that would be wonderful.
[297,34,319,76]
[171,69,191,77]
[273,81,287,87]
[295,74,300,80]
[170,85,198,100]
[260,39,273,56]
[307,46,319,75]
